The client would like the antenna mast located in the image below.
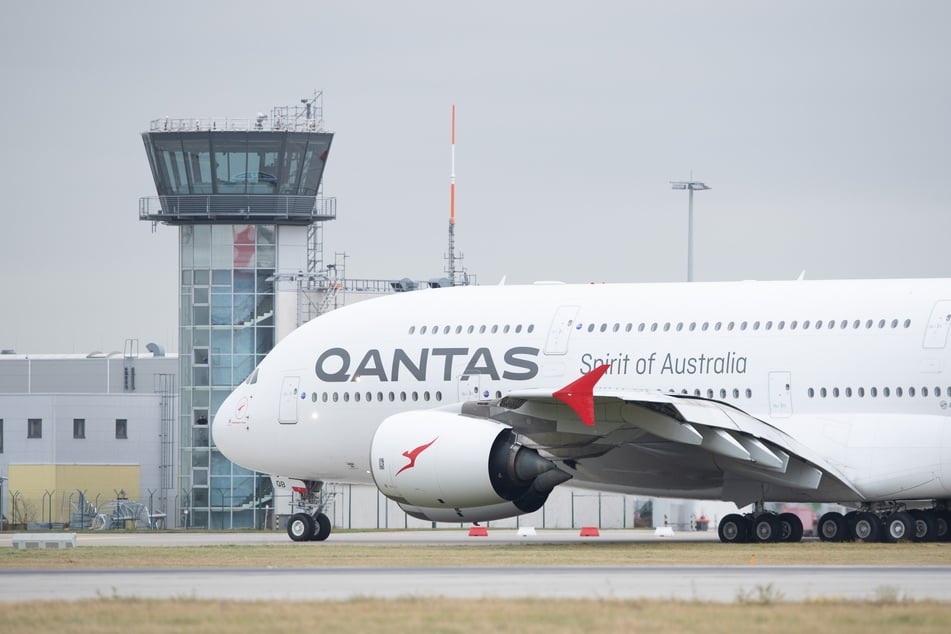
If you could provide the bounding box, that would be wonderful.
[445,104,463,286]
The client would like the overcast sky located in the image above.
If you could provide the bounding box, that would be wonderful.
[1,1,949,354]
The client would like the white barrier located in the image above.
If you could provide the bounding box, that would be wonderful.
[12,533,78,549]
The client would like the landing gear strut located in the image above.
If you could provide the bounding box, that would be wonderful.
[281,478,333,542]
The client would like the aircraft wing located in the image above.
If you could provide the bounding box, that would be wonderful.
[461,370,862,505]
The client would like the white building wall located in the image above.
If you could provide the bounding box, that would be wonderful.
[274,225,309,342]
[0,355,178,523]
[318,483,736,532]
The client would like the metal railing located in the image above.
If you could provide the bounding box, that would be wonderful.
[149,116,325,133]
[139,195,336,224]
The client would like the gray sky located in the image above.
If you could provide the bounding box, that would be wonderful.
[1,1,949,354]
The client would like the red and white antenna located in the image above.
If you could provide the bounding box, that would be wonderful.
[450,104,456,228]
[446,104,464,286]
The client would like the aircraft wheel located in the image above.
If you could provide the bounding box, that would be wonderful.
[850,511,882,542]
[752,514,781,543]
[935,512,951,542]
[313,512,332,541]
[287,513,315,542]
[778,512,804,543]
[909,509,937,542]
[883,511,914,543]
[718,513,749,543]
[818,511,848,542]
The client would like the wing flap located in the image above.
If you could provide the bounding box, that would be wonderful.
[735,436,787,472]
[620,403,703,445]
[701,428,752,462]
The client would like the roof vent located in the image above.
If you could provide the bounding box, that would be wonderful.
[146,342,166,357]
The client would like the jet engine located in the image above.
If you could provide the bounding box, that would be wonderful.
[369,410,571,523]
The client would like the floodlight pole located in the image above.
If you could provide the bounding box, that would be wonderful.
[670,180,711,282]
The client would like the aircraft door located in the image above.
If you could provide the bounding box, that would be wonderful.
[457,374,484,402]
[545,305,580,355]
[279,376,300,424]
[768,371,793,418]
[923,300,951,349]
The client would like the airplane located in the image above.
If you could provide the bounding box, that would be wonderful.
[212,278,951,543]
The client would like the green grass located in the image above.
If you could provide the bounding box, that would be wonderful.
[2,597,950,634]
[2,539,950,569]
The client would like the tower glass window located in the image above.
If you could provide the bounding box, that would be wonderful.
[179,222,278,529]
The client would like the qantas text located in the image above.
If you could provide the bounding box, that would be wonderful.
[316,347,540,383]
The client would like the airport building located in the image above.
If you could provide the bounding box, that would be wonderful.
[0,344,177,529]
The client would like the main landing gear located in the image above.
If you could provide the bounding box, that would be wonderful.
[284,479,333,542]
[717,506,804,544]
[817,503,951,543]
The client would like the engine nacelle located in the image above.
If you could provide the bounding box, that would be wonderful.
[370,409,570,523]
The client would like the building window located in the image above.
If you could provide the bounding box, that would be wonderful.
[116,418,128,439]
[73,418,86,439]
[28,418,42,439]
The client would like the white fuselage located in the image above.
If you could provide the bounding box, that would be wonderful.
[213,279,951,505]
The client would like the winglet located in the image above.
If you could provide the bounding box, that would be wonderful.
[552,364,610,426]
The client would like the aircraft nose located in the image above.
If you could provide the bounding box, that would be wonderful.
[212,385,251,463]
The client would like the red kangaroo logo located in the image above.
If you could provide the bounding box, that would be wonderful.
[396,437,438,475]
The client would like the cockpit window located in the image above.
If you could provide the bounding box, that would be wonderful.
[246,367,260,385]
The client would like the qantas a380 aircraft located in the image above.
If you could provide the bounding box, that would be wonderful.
[213,278,951,544]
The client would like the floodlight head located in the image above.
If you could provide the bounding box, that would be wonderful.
[671,180,710,191]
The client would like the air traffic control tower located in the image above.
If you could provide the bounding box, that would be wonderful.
[139,94,335,529]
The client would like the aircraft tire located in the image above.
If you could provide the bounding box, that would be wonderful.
[752,514,781,543]
[909,509,936,542]
[850,511,882,542]
[818,511,848,542]
[883,511,914,543]
[313,512,332,541]
[717,513,749,543]
[778,512,804,543]
[287,513,315,542]
[935,511,951,542]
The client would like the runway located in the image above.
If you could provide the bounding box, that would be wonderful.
[2,565,950,603]
[2,530,951,603]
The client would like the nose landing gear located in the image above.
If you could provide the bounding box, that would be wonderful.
[287,511,332,542]
[281,479,333,542]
